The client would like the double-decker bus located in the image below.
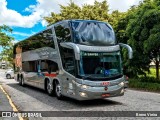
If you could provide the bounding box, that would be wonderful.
[13,20,133,100]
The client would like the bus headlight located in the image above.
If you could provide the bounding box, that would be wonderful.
[81,85,90,89]
[79,92,87,97]
[119,82,124,87]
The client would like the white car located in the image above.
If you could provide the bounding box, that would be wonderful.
[5,69,14,79]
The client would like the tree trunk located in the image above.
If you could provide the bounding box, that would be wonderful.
[155,59,159,80]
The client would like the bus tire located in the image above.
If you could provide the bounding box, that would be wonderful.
[55,80,63,100]
[19,76,25,87]
[46,79,54,96]
[21,77,25,87]
[18,76,22,86]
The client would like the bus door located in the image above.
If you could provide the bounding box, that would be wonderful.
[61,48,76,93]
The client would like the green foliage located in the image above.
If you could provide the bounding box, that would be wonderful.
[0,46,13,63]
[114,6,138,44]
[148,68,157,77]
[115,0,160,79]
[44,0,109,25]
[138,68,157,78]
[0,25,14,66]
[109,10,126,30]
[0,25,13,47]
[140,77,160,84]
[129,78,160,92]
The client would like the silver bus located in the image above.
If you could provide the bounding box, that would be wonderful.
[13,20,133,100]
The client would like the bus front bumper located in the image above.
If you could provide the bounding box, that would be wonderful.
[75,84,124,100]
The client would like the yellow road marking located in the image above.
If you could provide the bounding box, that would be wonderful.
[0,85,24,120]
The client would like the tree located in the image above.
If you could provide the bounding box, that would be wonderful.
[124,0,160,79]
[111,6,147,78]
[44,0,110,25]
[109,10,126,31]
[0,25,14,66]
[0,25,13,47]
[143,9,160,80]
[0,46,13,65]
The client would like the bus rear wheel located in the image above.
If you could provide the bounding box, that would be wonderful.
[55,81,63,100]
[21,77,25,86]
[18,76,22,85]
[19,77,25,87]
[47,80,54,96]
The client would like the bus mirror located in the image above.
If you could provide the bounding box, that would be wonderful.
[119,43,133,59]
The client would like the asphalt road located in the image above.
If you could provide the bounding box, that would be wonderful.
[0,69,160,120]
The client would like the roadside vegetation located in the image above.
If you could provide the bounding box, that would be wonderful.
[0,25,14,66]
[129,68,160,92]
[129,78,160,92]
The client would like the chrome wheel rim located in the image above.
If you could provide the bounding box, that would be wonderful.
[22,78,24,85]
[47,81,52,93]
[56,83,61,97]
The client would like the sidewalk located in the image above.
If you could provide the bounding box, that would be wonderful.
[0,85,13,111]
[0,69,13,112]
[0,73,19,120]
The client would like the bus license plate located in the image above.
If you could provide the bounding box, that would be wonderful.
[102,93,110,97]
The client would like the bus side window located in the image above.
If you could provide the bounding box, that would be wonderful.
[54,22,72,43]
[22,61,30,72]
[26,61,37,72]
[40,60,48,72]
[47,60,58,74]
[60,48,75,75]
[64,57,75,74]
[40,60,58,74]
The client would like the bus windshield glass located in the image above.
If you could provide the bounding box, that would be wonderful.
[71,21,116,45]
[79,51,122,79]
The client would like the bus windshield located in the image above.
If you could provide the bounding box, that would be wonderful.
[79,51,122,79]
[71,21,116,45]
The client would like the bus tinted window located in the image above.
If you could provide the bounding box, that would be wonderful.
[54,22,71,43]
[40,60,58,73]
[71,21,116,45]
[22,61,37,72]
[17,29,55,52]
[60,47,75,75]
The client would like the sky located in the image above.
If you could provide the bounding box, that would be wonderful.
[0,0,143,42]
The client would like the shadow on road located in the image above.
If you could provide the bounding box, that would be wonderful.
[6,83,123,110]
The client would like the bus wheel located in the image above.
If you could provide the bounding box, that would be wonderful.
[47,80,54,96]
[55,81,63,100]
[19,77,25,86]
[18,76,22,86]
[21,77,25,87]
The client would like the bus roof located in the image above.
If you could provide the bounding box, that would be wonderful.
[48,19,108,28]
[14,19,110,46]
